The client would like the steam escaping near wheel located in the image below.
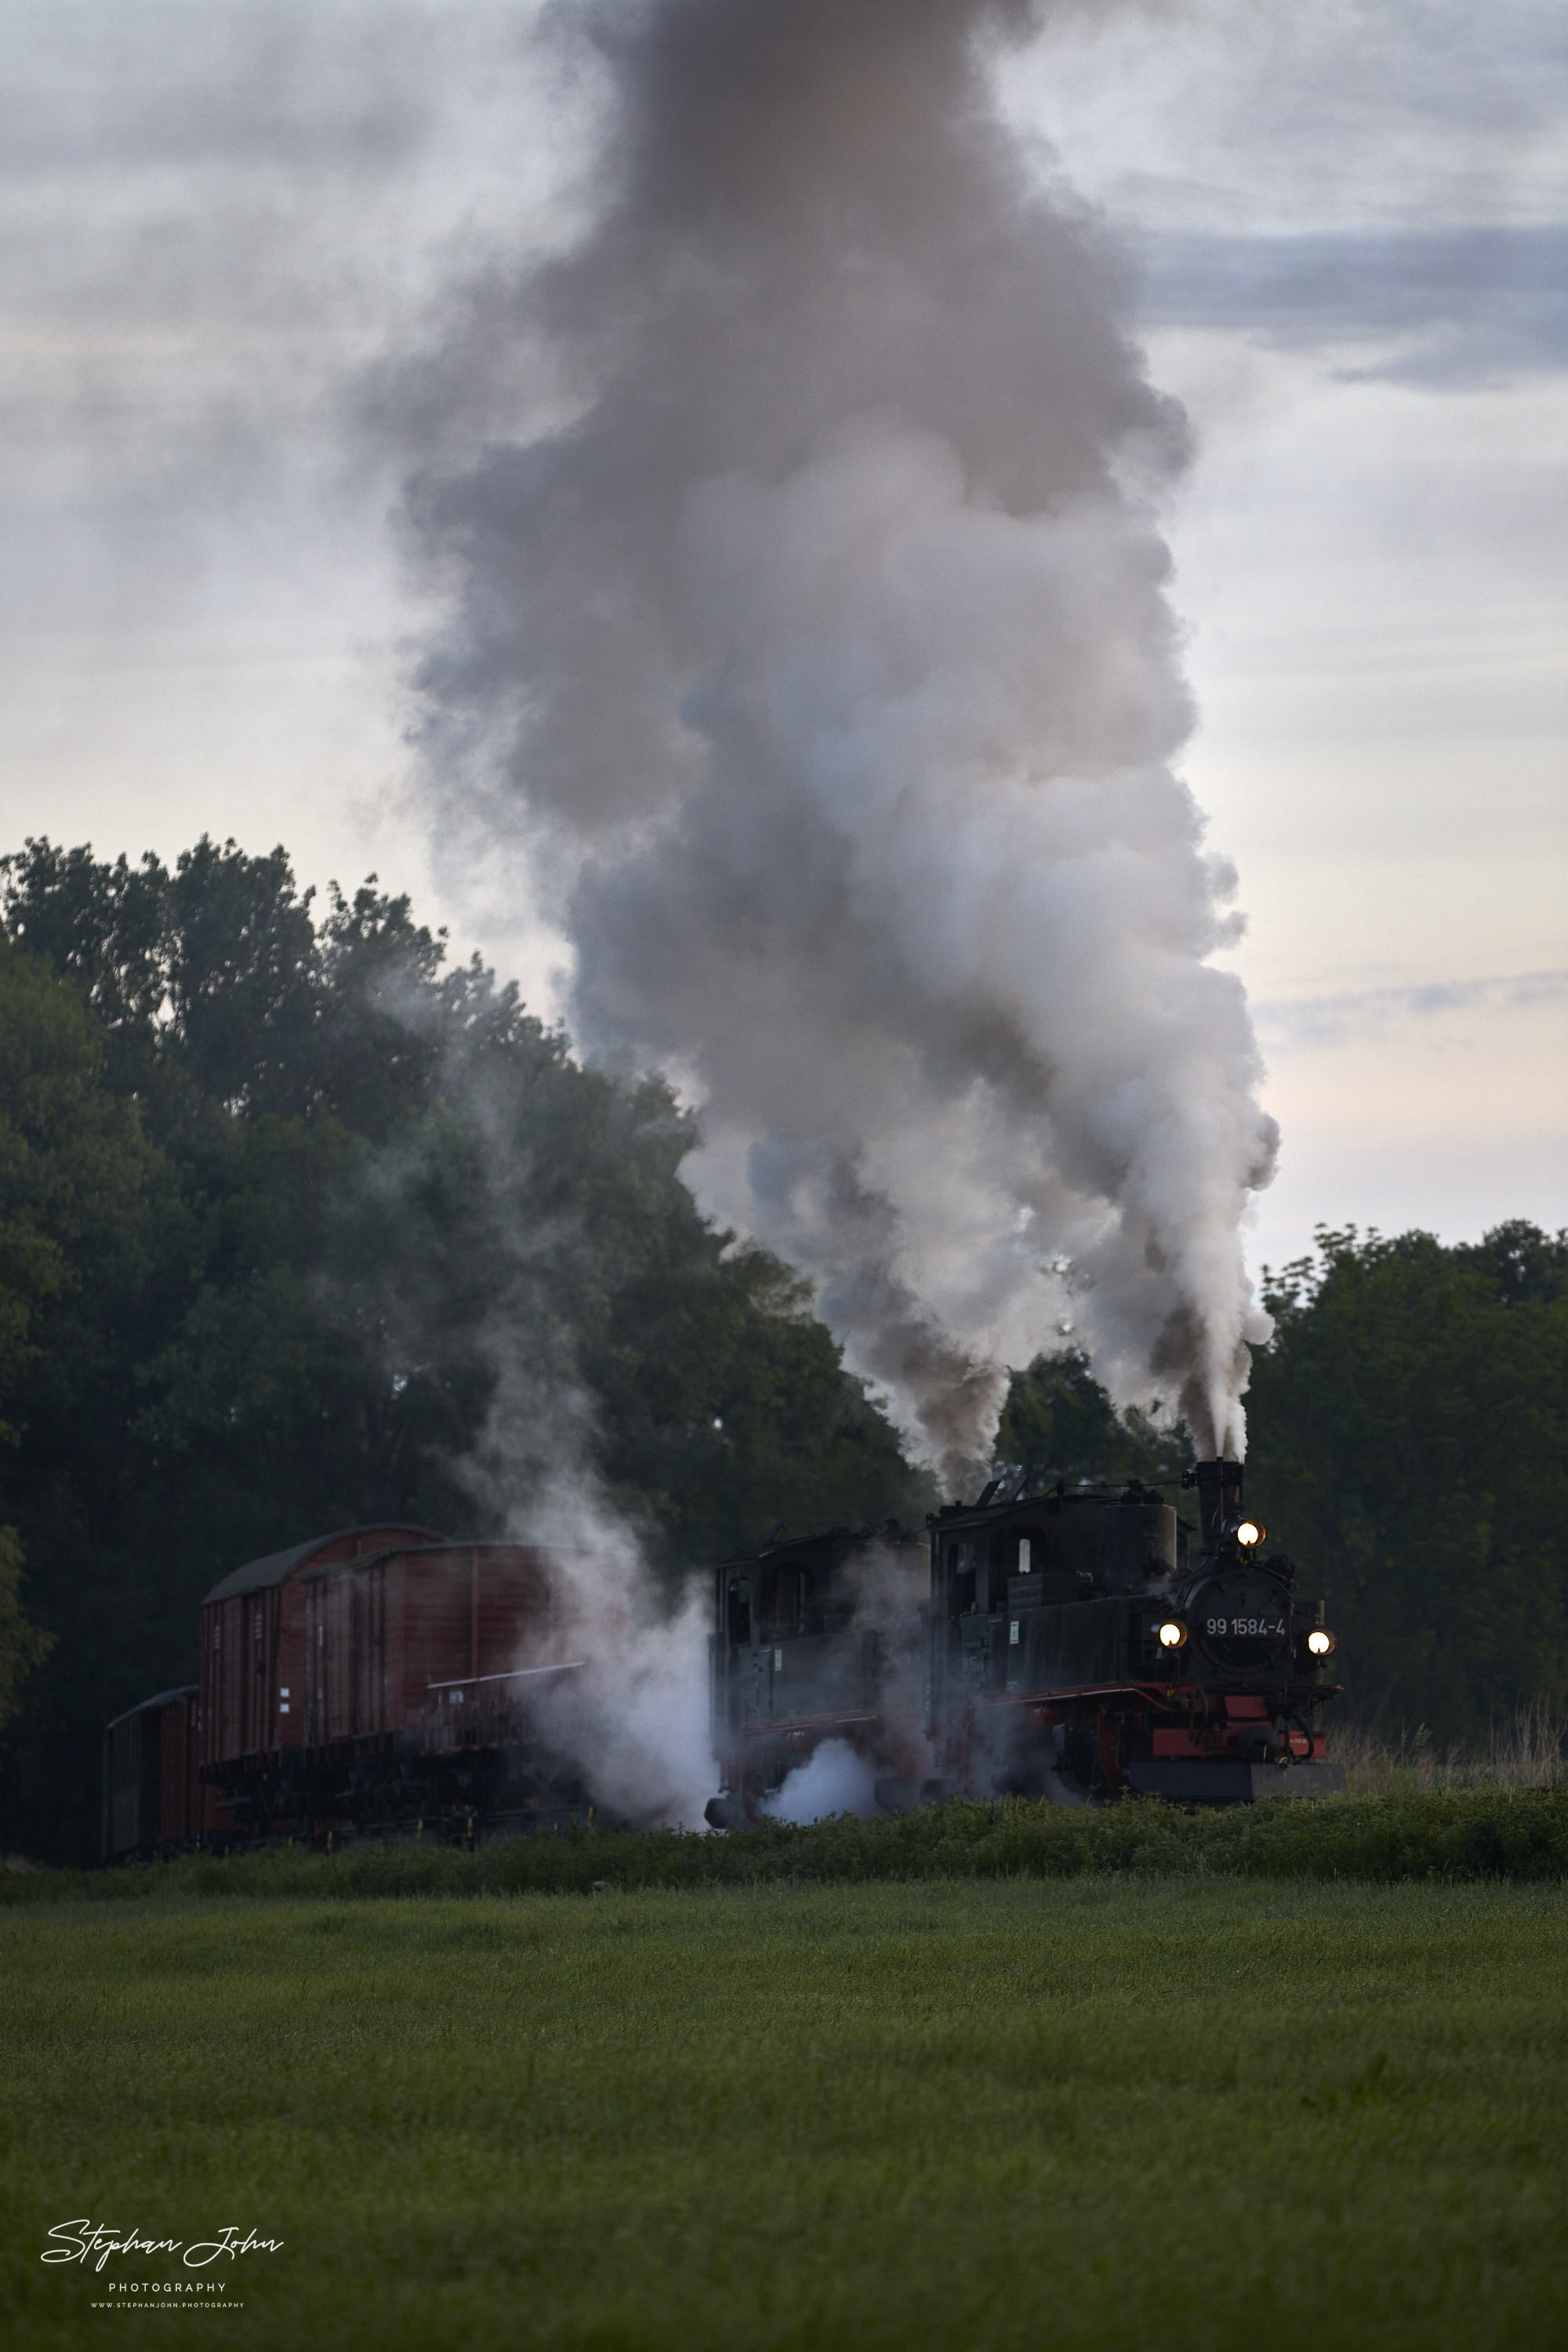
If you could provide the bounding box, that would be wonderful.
[760,1740,882,1825]
[394,0,1278,1478]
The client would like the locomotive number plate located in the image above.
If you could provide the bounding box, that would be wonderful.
[1204,1616,1286,1639]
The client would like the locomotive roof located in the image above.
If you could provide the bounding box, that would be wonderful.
[935,1479,1174,1523]
[201,1523,446,1606]
[718,1521,923,1568]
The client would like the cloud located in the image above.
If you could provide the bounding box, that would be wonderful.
[1004,0,1568,245]
[1254,969,1568,1053]
[1131,224,1568,388]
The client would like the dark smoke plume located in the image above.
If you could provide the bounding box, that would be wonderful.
[396,0,1279,1479]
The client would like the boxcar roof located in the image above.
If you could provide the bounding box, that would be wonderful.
[295,1537,540,1585]
[201,1524,446,1606]
[104,1683,198,1732]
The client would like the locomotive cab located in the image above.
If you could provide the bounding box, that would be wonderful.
[932,1479,1184,1711]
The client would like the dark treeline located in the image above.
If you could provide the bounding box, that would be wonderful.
[1247,1223,1568,1746]
[997,1232,1568,1749]
[0,837,930,1858]
[0,837,1563,1857]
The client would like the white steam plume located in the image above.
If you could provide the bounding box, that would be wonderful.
[354,974,715,1828]
[510,1473,714,1830]
[760,1740,882,1827]
[452,1259,716,1832]
[395,0,1279,1475]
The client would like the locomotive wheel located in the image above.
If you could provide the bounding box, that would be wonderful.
[1038,1762,1096,1808]
[1051,1719,1107,1801]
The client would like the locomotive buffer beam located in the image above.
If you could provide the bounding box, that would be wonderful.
[958,1681,1345,1802]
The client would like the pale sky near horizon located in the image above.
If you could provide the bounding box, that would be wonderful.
[0,0,1562,1285]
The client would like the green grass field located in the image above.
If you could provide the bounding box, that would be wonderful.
[3,1880,1566,2352]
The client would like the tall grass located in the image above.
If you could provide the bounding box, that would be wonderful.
[4,1708,1561,1904]
[1330,1701,1566,1794]
[4,1781,1566,1903]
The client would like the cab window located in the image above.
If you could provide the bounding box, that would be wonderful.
[770,1566,804,1637]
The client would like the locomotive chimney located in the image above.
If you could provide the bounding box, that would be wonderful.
[1189,1459,1244,1558]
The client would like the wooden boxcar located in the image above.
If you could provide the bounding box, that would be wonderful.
[298,1540,554,1751]
[197,1524,567,1838]
[102,1686,214,1859]
[198,1522,443,1780]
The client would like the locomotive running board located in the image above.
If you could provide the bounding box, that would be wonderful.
[739,1709,884,1740]
[968,1680,1335,1715]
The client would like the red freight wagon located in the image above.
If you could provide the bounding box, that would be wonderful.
[102,1687,217,1859]
[197,1526,577,1842]
[298,1541,555,1750]
[198,1523,441,1779]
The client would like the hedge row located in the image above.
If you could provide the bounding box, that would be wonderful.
[5,1786,1567,1904]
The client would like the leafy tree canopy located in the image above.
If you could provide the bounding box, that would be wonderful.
[1247,1222,1568,1744]
[993,1349,1191,1494]
[0,837,930,1858]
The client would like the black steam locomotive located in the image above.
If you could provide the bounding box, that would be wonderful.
[706,1457,1342,1822]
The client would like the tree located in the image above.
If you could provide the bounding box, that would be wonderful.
[0,938,160,1735]
[0,838,931,1857]
[994,1349,1192,1493]
[1247,1225,1568,1743]
[0,1526,51,1737]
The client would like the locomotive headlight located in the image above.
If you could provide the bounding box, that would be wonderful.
[1157,1620,1189,1650]
[1306,1628,1337,1657]
[1236,1519,1265,1548]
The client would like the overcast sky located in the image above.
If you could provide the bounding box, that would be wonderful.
[0,0,1562,1279]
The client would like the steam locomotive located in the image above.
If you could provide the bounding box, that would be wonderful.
[704,1457,1343,1823]
[103,1460,1341,1859]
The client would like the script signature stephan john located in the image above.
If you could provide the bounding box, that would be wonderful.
[42,2221,283,2272]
